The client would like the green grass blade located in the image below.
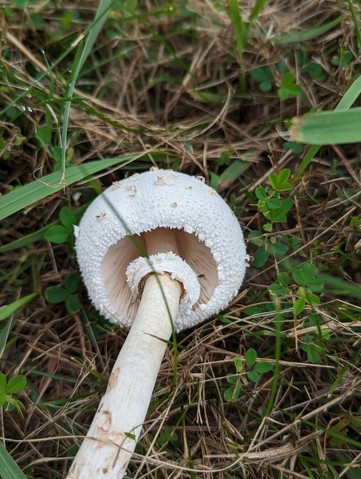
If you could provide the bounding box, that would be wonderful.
[249,0,267,22]
[227,0,247,91]
[290,107,361,145]
[76,0,113,73]
[60,0,113,176]
[274,16,341,45]
[294,144,320,178]
[0,293,38,322]
[348,0,361,51]
[0,442,27,479]
[228,0,245,62]
[219,160,250,187]
[337,74,361,110]
[0,225,55,253]
[0,153,156,221]
[78,100,139,133]
[0,205,87,253]
[284,259,361,301]
[294,74,361,176]
[320,273,361,300]
[265,309,282,416]
[302,418,361,449]
[0,319,13,360]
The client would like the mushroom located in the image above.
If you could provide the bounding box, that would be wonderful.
[67,169,247,479]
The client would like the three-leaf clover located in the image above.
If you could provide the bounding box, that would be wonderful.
[255,186,293,223]
[224,350,274,402]
[251,66,273,92]
[277,72,302,100]
[45,272,82,313]
[269,169,293,192]
[44,206,77,244]
[292,263,324,293]
[224,374,242,402]
[245,348,273,382]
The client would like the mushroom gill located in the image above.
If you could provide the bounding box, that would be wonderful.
[101,227,218,322]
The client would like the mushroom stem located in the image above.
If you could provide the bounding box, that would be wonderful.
[67,232,181,479]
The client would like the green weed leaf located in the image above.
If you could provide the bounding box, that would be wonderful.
[251,66,272,92]
[254,362,273,374]
[268,282,290,299]
[246,370,260,382]
[255,186,267,201]
[44,286,68,304]
[44,225,70,244]
[252,248,269,267]
[0,372,6,391]
[9,397,26,414]
[305,292,321,305]
[283,141,302,154]
[303,344,320,363]
[63,273,81,293]
[264,198,293,222]
[0,293,38,322]
[245,348,257,367]
[293,298,305,316]
[7,375,27,394]
[293,263,324,292]
[269,168,293,191]
[224,382,242,401]
[233,357,243,372]
[66,295,81,313]
[35,125,52,145]
[60,206,77,230]
[277,72,302,100]
[277,272,290,287]
[270,241,288,258]
[248,230,264,247]
[267,198,281,209]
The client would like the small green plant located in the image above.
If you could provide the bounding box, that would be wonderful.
[0,125,26,161]
[224,349,273,401]
[0,372,27,414]
[277,71,302,100]
[34,122,63,169]
[251,66,272,92]
[268,263,324,316]
[44,206,77,244]
[255,173,293,223]
[244,348,274,382]
[44,272,82,313]
[268,168,293,192]
[248,169,294,267]
[224,371,242,402]
[283,140,303,154]
[331,49,353,69]
[301,61,327,82]
[300,313,330,363]
[157,427,179,446]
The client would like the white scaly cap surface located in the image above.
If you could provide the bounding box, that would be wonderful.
[75,169,247,331]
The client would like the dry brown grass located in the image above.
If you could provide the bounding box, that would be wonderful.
[0,0,360,478]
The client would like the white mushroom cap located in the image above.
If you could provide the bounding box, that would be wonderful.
[75,169,247,331]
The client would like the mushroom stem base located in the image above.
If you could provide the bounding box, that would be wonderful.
[66,273,181,479]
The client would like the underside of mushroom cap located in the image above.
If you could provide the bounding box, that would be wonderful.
[75,169,247,331]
